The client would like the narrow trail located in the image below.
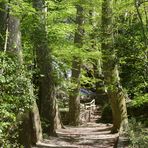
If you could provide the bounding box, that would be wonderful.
[34,106,119,148]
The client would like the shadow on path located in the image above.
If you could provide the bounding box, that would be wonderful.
[34,106,119,148]
[34,123,118,148]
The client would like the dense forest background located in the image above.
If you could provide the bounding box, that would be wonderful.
[0,0,148,147]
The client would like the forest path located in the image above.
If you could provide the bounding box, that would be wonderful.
[34,106,119,148]
[36,123,118,148]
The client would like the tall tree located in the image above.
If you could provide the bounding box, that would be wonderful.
[69,4,84,126]
[32,0,61,135]
[0,1,43,147]
[88,7,107,104]
[101,0,128,133]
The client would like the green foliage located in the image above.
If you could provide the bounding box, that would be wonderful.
[0,0,147,144]
[114,0,148,102]
[0,53,34,146]
[9,0,35,17]
[132,94,148,107]
[128,118,148,148]
[100,104,112,123]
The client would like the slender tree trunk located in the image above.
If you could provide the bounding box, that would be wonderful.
[0,2,7,50]
[134,0,148,48]
[101,0,128,133]
[134,0,148,79]
[32,0,61,135]
[69,5,84,126]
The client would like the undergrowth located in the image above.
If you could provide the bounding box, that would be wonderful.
[128,118,148,148]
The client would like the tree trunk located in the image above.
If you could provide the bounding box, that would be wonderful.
[0,2,7,50]
[31,101,43,144]
[101,0,128,133]
[69,4,84,126]
[32,0,61,135]
[69,59,81,125]
[1,1,43,146]
[89,9,108,105]
[7,15,23,63]
[19,101,43,148]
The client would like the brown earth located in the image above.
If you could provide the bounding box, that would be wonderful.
[33,106,119,148]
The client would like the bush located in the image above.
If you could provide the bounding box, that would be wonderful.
[0,53,34,147]
[128,118,148,148]
[100,103,112,123]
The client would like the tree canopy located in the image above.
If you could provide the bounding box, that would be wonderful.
[0,0,148,147]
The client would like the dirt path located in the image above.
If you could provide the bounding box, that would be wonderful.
[34,106,119,148]
[34,123,118,148]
